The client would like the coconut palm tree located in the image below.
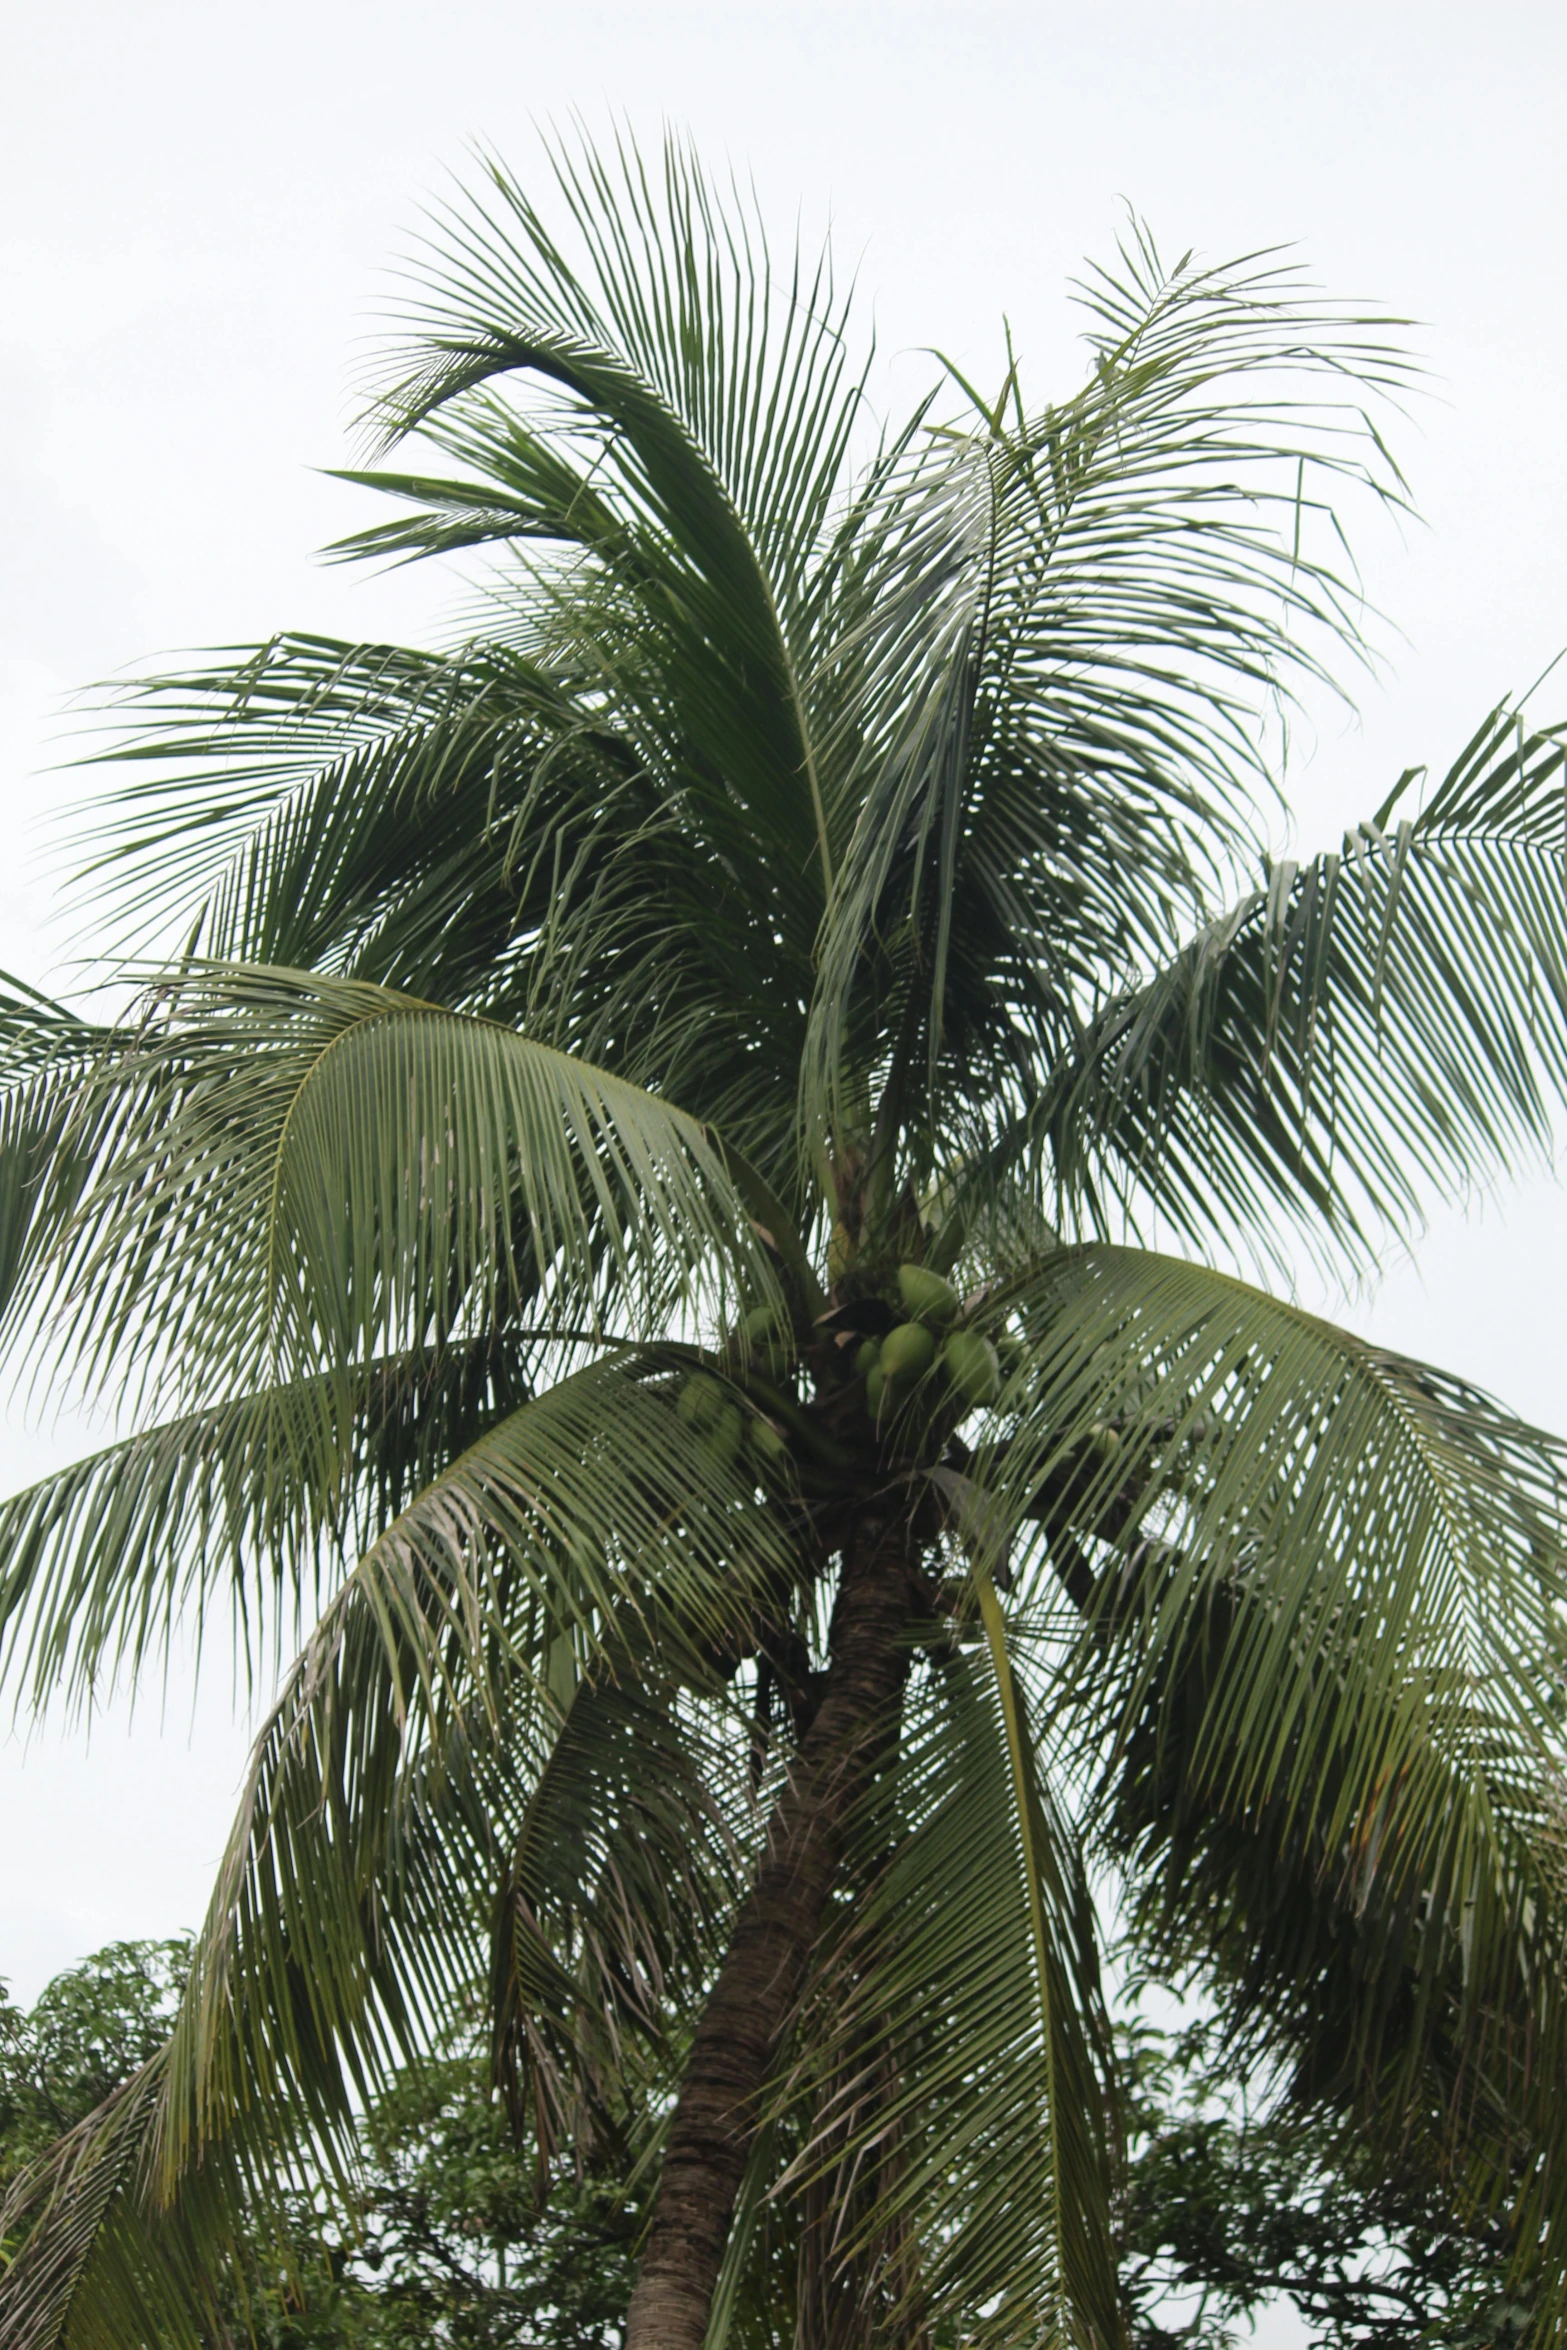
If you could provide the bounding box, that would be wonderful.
[2,131,1567,2350]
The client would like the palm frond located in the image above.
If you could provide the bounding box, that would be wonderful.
[0,977,118,1326]
[375,129,867,578]
[803,230,1415,1158]
[67,631,825,1206]
[354,130,873,919]
[779,1634,1120,2349]
[491,1670,755,2170]
[0,2055,242,2350]
[70,634,638,991]
[156,1353,793,2165]
[0,1331,541,1715]
[0,1356,794,2346]
[1030,700,1567,1270]
[970,1244,1567,2274]
[4,965,774,1421]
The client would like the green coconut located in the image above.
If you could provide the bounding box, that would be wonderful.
[742,1302,781,1344]
[746,1417,790,1471]
[854,1336,882,1379]
[677,1373,726,1430]
[707,1402,746,1465]
[895,1262,960,1328]
[881,1321,937,1386]
[940,1329,1001,1409]
[865,1363,888,1416]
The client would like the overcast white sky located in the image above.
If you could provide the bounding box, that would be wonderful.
[2,0,1564,2196]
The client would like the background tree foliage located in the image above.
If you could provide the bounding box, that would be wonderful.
[0,1947,188,2212]
[1116,1993,1529,2350]
[0,1940,1527,2346]
[0,1946,636,2347]
[0,126,1565,2349]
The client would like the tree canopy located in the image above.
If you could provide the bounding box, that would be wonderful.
[0,129,1565,2350]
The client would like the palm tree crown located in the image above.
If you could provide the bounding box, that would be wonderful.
[2,131,1566,2350]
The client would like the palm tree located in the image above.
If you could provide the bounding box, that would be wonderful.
[2,130,1566,2350]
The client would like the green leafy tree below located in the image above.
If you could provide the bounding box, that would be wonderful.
[0,1943,1537,2348]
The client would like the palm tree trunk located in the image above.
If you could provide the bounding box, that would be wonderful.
[623,1511,916,2350]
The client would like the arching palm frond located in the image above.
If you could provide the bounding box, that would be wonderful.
[0,2050,247,2350]
[1029,701,1567,1270]
[0,1356,795,2348]
[2,966,776,1426]
[371,130,867,579]
[348,131,872,930]
[776,1631,1121,2350]
[964,1245,1567,2265]
[490,1668,756,2172]
[0,978,120,1325]
[70,633,820,1195]
[802,229,1416,1156]
[74,634,641,999]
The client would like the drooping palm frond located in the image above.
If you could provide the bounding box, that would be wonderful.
[778,1629,1121,2350]
[68,632,825,1200]
[0,1355,795,2347]
[963,1245,1567,2253]
[72,634,637,993]
[0,978,120,1327]
[1021,700,1567,1270]
[1099,1566,1567,2278]
[0,1319,576,1714]
[0,2051,253,2350]
[490,1668,756,2173]
[159,1353,798,2152]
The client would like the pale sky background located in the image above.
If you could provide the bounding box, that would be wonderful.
[1,3,1565,2326]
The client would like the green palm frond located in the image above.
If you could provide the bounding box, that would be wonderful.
[994,1246,1566,1811]
[73,634,635,995]
[778,1632,1119,2350]
[350,132,871,920]
[0,978,118,1326]
[1101,1564,1567,2275]
[68,633,823,1197]
[969,1247,1567,2227]
[1030,701,1567,1269]
[373,129,867,576]
[0,1356,794,2345]
[491,1669,755,2168]
[4,965,775,1419]
[0,1329,546,1714]
[155,1354,792,2154]
[803,229,1415,1153]
[0,2054,237,2350]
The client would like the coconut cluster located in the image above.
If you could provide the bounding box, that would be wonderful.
[856,1262,1000,1421]
[676,1354,788,1474]
[674,1264,1003,1478]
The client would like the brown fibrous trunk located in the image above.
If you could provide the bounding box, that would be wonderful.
[622,1513,916,2350]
